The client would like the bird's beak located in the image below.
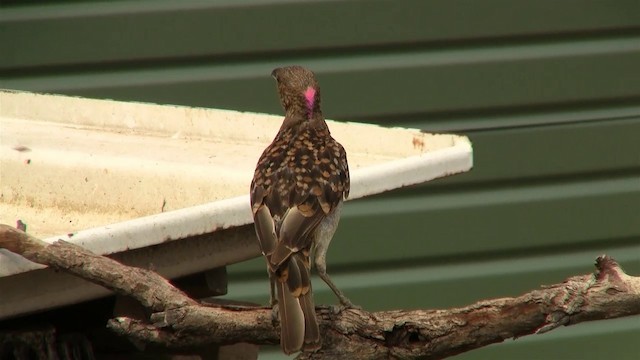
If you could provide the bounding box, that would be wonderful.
[271,68,280,81]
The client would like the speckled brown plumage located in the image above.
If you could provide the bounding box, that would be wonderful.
[250,66,352,355]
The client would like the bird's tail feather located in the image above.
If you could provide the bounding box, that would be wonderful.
[276,255,320,354]
[294,255,321,351]
[276,278,304,354]
[300,292,320,351]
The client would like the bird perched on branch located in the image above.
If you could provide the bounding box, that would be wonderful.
[250,66,353,354]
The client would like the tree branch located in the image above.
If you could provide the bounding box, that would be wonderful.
[2,224,639,359]
[0,224,195,312]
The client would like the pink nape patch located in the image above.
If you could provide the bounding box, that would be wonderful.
[304,86,316,110]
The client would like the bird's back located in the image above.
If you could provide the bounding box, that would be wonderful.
[250,119,349,261]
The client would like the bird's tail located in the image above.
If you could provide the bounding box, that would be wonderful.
[276,254,320,354]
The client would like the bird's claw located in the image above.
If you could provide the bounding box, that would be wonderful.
[338,296,361,310]
[270,303,280,326]
[330,301,361,314]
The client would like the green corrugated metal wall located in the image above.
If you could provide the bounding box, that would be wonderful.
[2,1,639,359]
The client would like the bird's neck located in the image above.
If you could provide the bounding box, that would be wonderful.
[279,113,328,135]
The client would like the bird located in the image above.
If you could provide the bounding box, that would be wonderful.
[250,65,353,354]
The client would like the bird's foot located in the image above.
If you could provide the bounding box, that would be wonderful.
[270,303,280,326]
[338,295,361,310]
[330,300,361,314]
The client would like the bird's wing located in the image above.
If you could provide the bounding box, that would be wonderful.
[337,141,350,200]
[269,200,325,267]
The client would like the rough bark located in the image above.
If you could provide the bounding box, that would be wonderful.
[1,224,639,359]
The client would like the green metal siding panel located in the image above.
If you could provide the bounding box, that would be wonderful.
[434,117,640,186]
[2,0,640,71]
[336,178,639,262]
[2,1,639,358]
[3,37,640,120]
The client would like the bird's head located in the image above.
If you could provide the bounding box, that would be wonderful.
[272,66,322,120]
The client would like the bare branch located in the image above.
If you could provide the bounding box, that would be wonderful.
[2,224,639,359]
[0,224,196,311]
